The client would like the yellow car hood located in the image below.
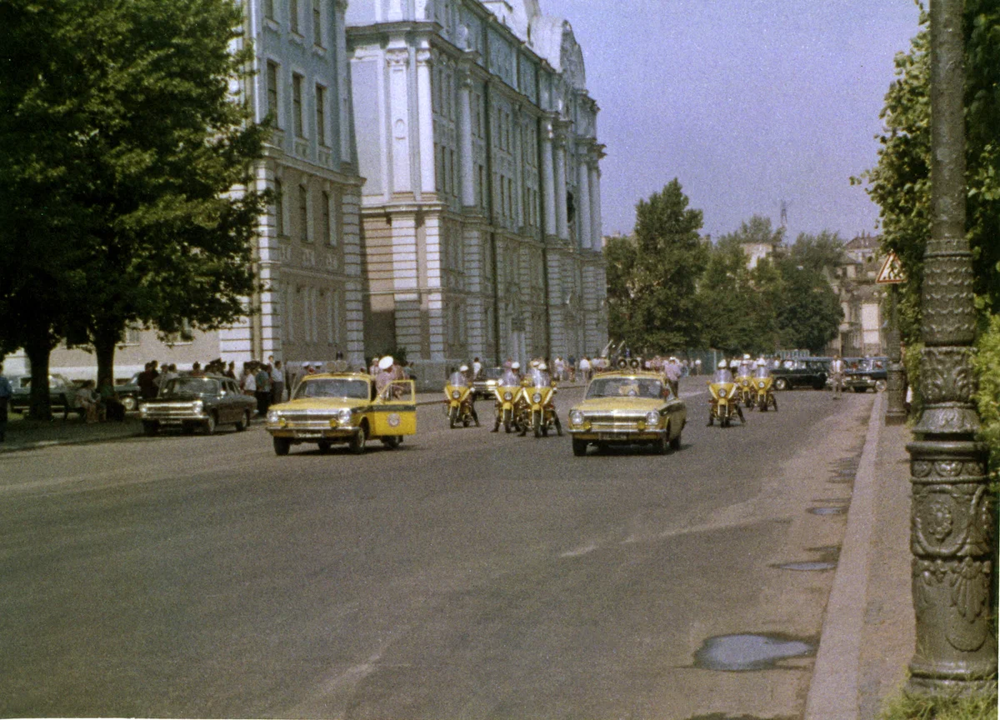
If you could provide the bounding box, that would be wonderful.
[574,397,664,413]
[270,397,368,413]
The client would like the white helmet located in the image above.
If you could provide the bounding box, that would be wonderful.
[459,364,469,372]
[743,353,751,360]
[539,362,548,371]
[718,360,728,369]
[512,361,521,370]
[378,356,394,370]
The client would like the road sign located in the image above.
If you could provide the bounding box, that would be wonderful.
[876,252,905,284]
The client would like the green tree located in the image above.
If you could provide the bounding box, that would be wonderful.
[857,3,1000,337]
[0,0,269,415]
[605,180,708,353]
[773,256,843,353]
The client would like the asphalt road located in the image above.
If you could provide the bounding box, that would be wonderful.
[0,378,875,719]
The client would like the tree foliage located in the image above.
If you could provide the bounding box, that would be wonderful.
[858,3,1000,338]
[0,0,268,413]
[606,180,709,353]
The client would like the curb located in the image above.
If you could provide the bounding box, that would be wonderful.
[804,392,884,719]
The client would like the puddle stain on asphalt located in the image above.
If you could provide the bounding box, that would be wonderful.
[693,633,815,672]
[772,560,837,572]
[808,506,847,516]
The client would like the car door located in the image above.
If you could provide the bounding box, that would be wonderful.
[223,380,242,423]
[372,380,417,436]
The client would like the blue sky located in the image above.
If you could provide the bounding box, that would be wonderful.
[540,0,924,242]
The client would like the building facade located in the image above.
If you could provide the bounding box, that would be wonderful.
[826,232,885,357]
[346,0,607,384]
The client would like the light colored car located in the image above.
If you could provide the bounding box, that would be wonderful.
[266,372,416,455]
[139,375,255,435]
[567,371,687,456]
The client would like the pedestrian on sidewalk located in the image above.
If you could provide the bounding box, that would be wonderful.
[271,361,285,405]
[830,354,845,400]
[0,362,12,442]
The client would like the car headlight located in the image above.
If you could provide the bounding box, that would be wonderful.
[267,410,280,423]
[139,405,148,417]
[759,381,765,388]
[645,411,660,426]
[451,390,461,400]
[570,410,585,425]
[338,408,353,425]
[503,391,513,401]
[718,389,727,398]
[193,400,204,413]
[532,392,542,403]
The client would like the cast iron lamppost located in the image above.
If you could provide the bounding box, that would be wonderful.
[906,0,996,694]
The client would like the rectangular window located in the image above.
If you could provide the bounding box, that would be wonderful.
[274,178,284,235]
[266,61,279,125]
[312,0,323,46]
[299,184,309,241]
[321,191,331,244]
[264,0,275,21]
[315,84,327,146]
[292,74,304,138]
[290,0,300,34]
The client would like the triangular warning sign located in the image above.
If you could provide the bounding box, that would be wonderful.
[876,253,905,284]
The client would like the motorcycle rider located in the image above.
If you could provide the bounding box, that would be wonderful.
[458,364,479,425]
[708,360,745,426]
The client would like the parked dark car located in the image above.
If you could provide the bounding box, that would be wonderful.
[139,374,256,435]
[472,366,504,400]
[113,373,143,411]
[845,357,888,393]
[772,358,830,391]
[10,373,82,418]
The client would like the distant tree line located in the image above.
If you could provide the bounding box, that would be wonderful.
[605,181,843,358]
[0,0,269,419]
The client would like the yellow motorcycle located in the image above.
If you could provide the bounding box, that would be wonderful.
[520,370,562,437]
[708,369,745,428]
[492,371,521,433]
[445,372,478,428]
[753,366,778,412]
[736,363,755,409]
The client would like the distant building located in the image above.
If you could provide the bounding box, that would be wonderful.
[826,232,884,357]
[346,0,607,382]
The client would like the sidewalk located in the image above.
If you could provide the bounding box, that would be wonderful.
[806,393,915,719]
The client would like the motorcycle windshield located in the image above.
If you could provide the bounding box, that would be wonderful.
[500,371,519,386]
[447,373,468,387]
[713,370,734,383]
[530,371,550,388]
[755,367,771,379]
[737,364,753,377]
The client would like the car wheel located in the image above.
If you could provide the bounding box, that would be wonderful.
[670,431,682,451]
[273,437,291,456]
[572,438,588,457]
[853,387,865,393]
[774,378,788,391]
[142,421,159,436]
[122,396,137,412]
[653,432,669,455]
[381,435,400,449]
[235,410,250,431]
[204,413,216,435]
[349,423,367,454]
[318,441,332,454]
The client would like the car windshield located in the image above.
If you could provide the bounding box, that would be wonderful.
[755,366,771,379]
[448,372,470,387]
[713,369,734,383]
[294,378,369,400]
[587,376,664,399]
[482,367,503,380]
[163,377,220,396]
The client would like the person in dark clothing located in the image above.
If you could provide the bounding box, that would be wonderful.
[137,362,160,399]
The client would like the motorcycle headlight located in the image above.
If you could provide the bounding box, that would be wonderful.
[452,390,461,400]
[570,410,585,425]
[645,411,660,426]
[267,410,280,423]
[532,392,542,404]
[718,389,727,398]
[759,381,765,388]
[193,400,204,413]
[338,408,353,424]
[503,391,513,401]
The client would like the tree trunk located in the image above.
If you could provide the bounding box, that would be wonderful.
[25,329,53,421]
[93,320,120,392]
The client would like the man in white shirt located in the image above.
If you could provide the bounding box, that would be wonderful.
[830,354,845,400]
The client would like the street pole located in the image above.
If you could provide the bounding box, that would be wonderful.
[906,0,996,694]
[884,287,907,425]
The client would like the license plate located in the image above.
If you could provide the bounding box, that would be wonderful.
[599,432,618,440]
[298,431,323,439]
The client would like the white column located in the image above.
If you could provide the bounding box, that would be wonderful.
[541,117,556,237]
[334,0,351,167]
[590,162,602,250]
[415,46,436,196]
[458,67,475,207]
[577,150,592,250]
[386,45,412,194]
[554,134,568,241]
